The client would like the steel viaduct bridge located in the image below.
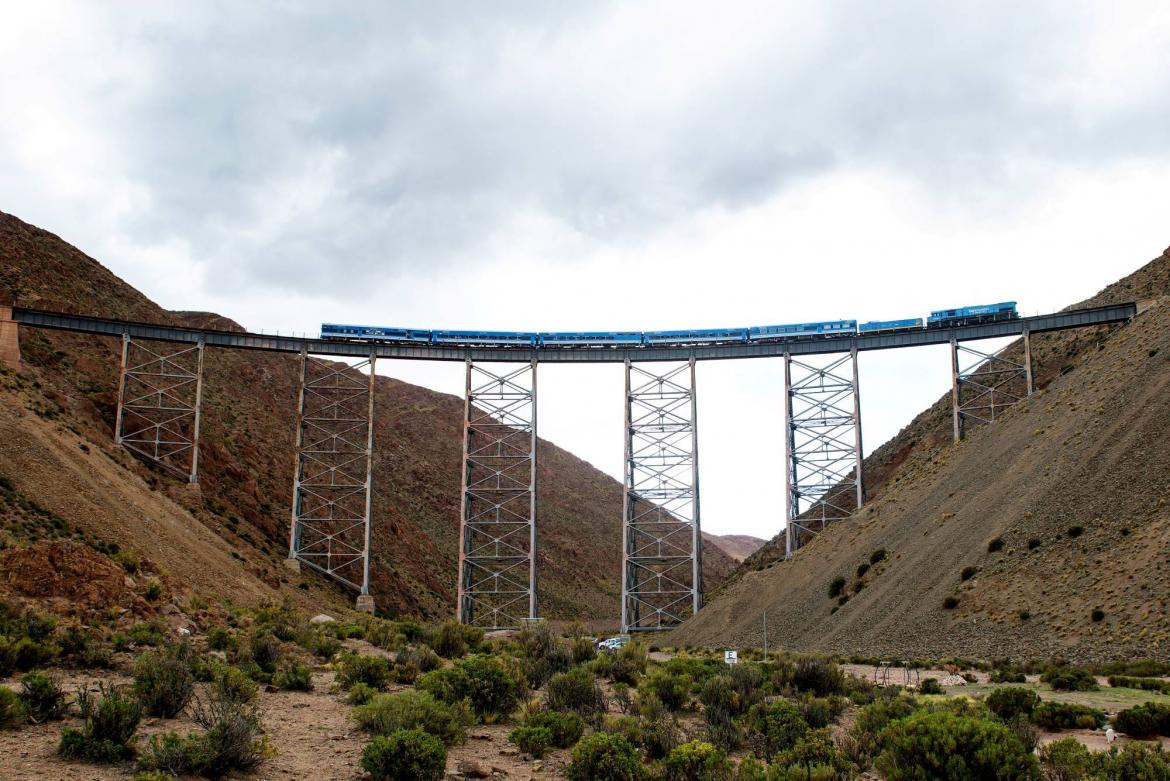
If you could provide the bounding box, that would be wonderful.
[1,302,1137,631]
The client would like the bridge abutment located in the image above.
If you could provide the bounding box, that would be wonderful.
[0,305,21,370]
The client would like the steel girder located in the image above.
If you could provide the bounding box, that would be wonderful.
[784,349,863,557]
[621,359,702,632]
[114,334,204,483]
[950,334,1032,442]
[457,361,538,629]
[288,350,375,594]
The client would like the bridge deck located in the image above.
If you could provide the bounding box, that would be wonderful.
[12,303,1136,363]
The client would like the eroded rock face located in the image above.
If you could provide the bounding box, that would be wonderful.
[2,539,135,612]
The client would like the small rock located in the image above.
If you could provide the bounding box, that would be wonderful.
[469,731,493,741]
[178,626,191,636]
[499,747,518,756]
[310,614,336,624]
[161,604,179,615]
[532,761,543,771]
[264,684,279,693]
[458,759,491,778]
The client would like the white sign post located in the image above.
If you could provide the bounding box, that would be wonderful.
[724,649,738,665]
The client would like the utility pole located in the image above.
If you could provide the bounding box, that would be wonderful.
[763,610,768,662]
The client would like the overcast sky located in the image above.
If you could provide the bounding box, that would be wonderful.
[3,2,1169,540]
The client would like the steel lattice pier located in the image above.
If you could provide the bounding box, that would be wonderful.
[114,335,205,483]
[950,333,1032,442]
[621,359,702,632]
[784,349,864,557]
[288,350,375,594]
[457,361,538,629]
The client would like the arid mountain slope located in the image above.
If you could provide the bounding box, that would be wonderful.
[672,246,1170,663]
[703,533,766,563]
[0,211,735,620]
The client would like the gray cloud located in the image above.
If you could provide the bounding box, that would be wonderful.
[9,1,1170,295]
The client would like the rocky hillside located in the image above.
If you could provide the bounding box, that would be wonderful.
[702,533,766,563]
[671,245,1170,663]
[0,211,736,621]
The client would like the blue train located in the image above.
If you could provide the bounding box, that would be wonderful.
[319,301,1017,348]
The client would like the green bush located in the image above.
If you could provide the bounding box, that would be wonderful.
[130,622,164,647]
[0,687,25,729]
[919,678,943,694]
[942,596,960,610]
[875,709,1038,780]
[745,699,809,760]
[510,724,553,757]
[985,687,1040,722]
[417,655,526,723]
[642,669,692,712]
[524,709,585,749]
[792,658,846,696]
[828,576,846,598]
[191,695,270,777]
[396,644,440,674]
[1109,675,1170,695]
[348,682,377,706]
[870,548,888,564]
[337,653,392,690]
[960,566,978,581]
[275,663,313,691]
[988,537,1004,552]
[58,683,142,763]
[432,621,473,659]
[12,637,53,671]
[798,696,844,728]
[245,632,281,677]
[571,636,597,665]
[1038,737,1092,781]
[361,729,446,781]
[1041,666,1098,692]
[991,668,1027,683]
[19,671,66,723]
[133,651,194,718]
[1114,702,1170,738]
[206,626,235,651]
[661,740,731,781]
[568,732,642,781]
[1090,742,1170,780]
[351,691,468,746]
[1030,701,1106,730]
[212,664,258,703]
[772,730,854,781]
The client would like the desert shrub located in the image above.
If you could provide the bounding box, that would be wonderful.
[1090,742,1170,780]
[241,632,280,681]
[571,636,596,665]
[992,668,1027,683]
[609,642,648,685]
[870,548,887,564]
[396,644,440,674]
[960,566,978,581]
[734,756,767,781]
[875,709,1038,780]
[432,621,470,659]
[1030,701,1105,731]
[188,695,269,777]
[856,562,870,578]
[1066,525,1084,538]
[130,622,165,647]
[772,730,854,781]
[348,682,376,705]
[699,675,739,720]
[212,664,258,703]
[19,671,66,723]
[1114,702,1170,738]
[206,626,235,651]
[745,699,809,760]
[144,580,163,601]
[547,667,607,720]
[846,694,920,766]
[1041,666,1098,692]
[643,709,683,760]
[919,678,943,694]
[828,576,846,598]
[942,596,960,610]
[1091,609,1106,622]
[1039,736,1092,781]
[133,651,195,718]
[275,663,313,691]
[416,655,526,723]
[526,709,585,748]
[661,740,732,781]
[510,724,553,757]
[798,695,845,728]
[337,653,392,690]
[360,729,446,781]
[642,669,693,712]
[1097,660,1170,677]
[12,637,53,671]
[985,687,1040,722]
[1109,675,1170,694]
[59,683,142,763]
[568,731,642,781]
[792,658,846,696]
[352,690,468,746]
[0,687,25,729]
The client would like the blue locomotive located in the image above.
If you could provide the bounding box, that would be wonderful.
[319,301,1018,348]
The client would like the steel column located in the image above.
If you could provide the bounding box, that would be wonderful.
[288,353,376,592]
[114,336,205,482]
[952,338,1029,440]
[621,359,702,632]
[1023,328,1033,396]
[784,351,863,554]
[457,361,538,629]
